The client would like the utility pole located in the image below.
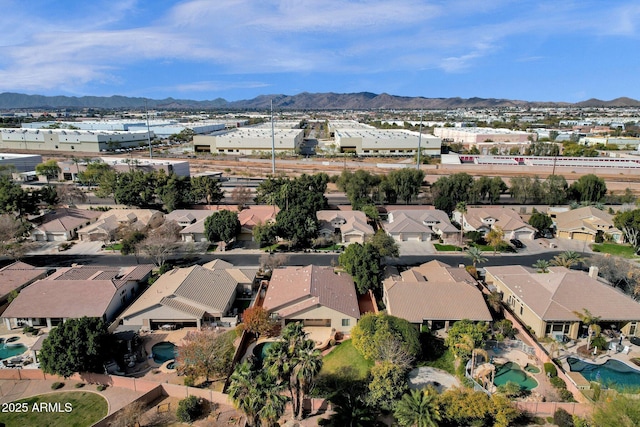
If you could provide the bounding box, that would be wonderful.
[145,100,152,159]
[271,100,275,174]
[416,110,423,169]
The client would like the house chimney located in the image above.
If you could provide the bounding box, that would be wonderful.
[588,266,599,278]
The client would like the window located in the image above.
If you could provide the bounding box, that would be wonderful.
[341,319,350,327]
[519,305,524,315]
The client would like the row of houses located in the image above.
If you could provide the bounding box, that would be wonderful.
[29,203,624,248]
[3,258,640,345]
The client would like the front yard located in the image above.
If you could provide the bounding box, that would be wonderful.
[592,243,638,258]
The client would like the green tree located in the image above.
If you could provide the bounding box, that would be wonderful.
[569,174,607,203]
[338,243,381,294]
[529,212,553,232]
[591,394,640,427]
[533,259,551,273]
[35,159,61,183]
[351,313,421,362]
[252,221,278,247]
[550,251,584,268]
[157,173,192,211]
[275,206,318,248]
[204,210,240,244]
[387,168,425,204]
[432,173,474,214]
[368,229,399,258]
[542,175,569,205]
[614,209,640,253]
[445,319,489,360]
[465,246,487,267]
[0,176,31,215]
[329,392,377,427]
[456,201,467,245]
[176,396,203,423]
[77,161,113,187]
[394,387,442,427]
[509,176,542,204]
[367,360,407,411]
[336,170,382,209]
[485,226,505,255]
[39,317,111,378]
[191,176,224,205]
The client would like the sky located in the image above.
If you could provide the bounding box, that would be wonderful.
[0,0,639,103]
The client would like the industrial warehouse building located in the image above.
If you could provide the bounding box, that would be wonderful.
[433,127,534,144]
[0,128,153,153]
[193,128,304,154]
[0,153,42,173]
[329,120,441,156]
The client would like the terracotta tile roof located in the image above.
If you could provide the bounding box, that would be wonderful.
[317,210,374,236]
[264,265,360,319]
[0,261,48,299]
[485,265,640,321]
[179,206,279,236]
[384,260,492,323]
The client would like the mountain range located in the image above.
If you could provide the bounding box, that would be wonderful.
[0,91,639,110]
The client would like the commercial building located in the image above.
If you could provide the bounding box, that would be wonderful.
[58,157,190,180]
[433,127,534,144]
[193,128,304,154]
[0,128,153,153]
[0,153,42,173]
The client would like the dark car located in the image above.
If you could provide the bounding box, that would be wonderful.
[631,336,640,346]
[510,238,524,249]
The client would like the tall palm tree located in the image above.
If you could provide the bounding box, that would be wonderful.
[533,259,551,273]
[465,246,488,267]
[294,340,323,419]
[257,374,288,427]
[228,362,261,427]
[551,250,585,268]
[394,387,442,427]
[572,308,602,350]
[456,201,468,246]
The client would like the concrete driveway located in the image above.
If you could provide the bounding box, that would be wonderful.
[398,240,434,256]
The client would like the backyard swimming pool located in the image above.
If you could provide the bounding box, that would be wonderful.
[253,342,275,363]
[152,342,177,364]
[0,343,27,360]
[567,357,640,392]
[494,362,538,390]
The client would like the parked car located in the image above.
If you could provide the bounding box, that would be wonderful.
[631,336,640,346]
[510,238,524,249]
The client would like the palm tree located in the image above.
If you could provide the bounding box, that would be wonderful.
[532,259,551,273]
[551,250,585,268]
[573,308,602,350]
[294,340,323,418]
[257,374,288,427]
[465,246,487,267]
[486,291,503,314]
[330,392,376,427]
[394,387,441,427]
[456,201,467,246]
[228,362,261,426]
[486,226,505,255]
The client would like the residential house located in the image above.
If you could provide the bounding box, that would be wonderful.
[553,206,623,243]
[2,264,154,330]
[178,206,279,244]
[383,260,492,331]
[484,265,640,340]
[77,209,164,242]
[0,262,49,312]
[317,210,374,244]
[30,208,102,241]
[383,208,458,243]
[263,265,360,334]
[120,259,257,330]
[453,207,535,241]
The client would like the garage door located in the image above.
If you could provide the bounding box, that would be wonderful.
[572,232,593,242]
[513,230,533,240]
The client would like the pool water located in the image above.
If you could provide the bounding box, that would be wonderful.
[567,357,640,392]
[525,364,541,374]
[494,362,539,390]
[166,361,176,370]
[152,342,177,364]
[253,342,274,363]
[0,344,27,360]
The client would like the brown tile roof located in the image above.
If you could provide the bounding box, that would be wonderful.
[485,265,640,321]
[384,209,457,234]
[463,207,533,234]
[384,260,492,323]
[35,208,102,232]
[554,206,619,234]
[2,264,153,319]
[317,210,374,236]
[179,206,279,236]
[264,265,360,319]
[0,261,48,299]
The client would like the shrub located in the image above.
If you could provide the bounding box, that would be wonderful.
[22,325,36,335]
[317,418,331,426]
[176,395,202,423]
[51,382,64,390]
[184,376,195,387]
[74,383,85,388]
[559,388,576,402]
[97,384,107,391]
[554,408,574,427]
[591,336,607,351]
[550,376,567,389]
[544,362,557,377]
[329,339,336,346]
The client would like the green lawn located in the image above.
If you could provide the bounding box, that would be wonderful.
[104,243,122,251]
[592,243,638,258]
[318,339,373,380]
[0,391,108,427]
[315,244,343,251]
[418,334,456,374]
[434,244,462,252]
